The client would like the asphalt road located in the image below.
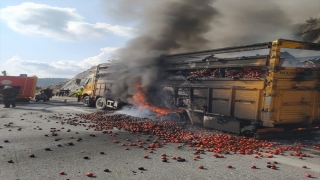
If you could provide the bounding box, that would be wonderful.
[0,96,320,180]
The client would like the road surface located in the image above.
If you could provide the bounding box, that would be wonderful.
[0,96,320,180]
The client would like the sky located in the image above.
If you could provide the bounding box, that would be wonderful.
[0,0,319,78]
[0,0,136,78]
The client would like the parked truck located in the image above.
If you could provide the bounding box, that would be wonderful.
[0,75,38,102]
[79,39,320,137]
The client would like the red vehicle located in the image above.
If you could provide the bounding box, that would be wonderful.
[0,75,38,102]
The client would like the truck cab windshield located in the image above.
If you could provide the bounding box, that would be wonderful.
[84,78,92,85]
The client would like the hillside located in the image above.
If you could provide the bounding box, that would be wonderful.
[37,78,69,87]
[47,66,97,92]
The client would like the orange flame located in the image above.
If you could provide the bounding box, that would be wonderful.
[132,84,177,117]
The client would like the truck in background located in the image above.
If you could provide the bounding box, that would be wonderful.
[78,63,122,110]
[78,39,320,137]
[0,75,38,102]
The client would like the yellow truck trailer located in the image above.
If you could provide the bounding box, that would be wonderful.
[80,39,320,136]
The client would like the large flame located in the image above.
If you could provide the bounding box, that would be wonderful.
[132,84,177,117]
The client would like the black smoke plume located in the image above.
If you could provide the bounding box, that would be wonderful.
[104,0,319,107]
[107,0,219,105]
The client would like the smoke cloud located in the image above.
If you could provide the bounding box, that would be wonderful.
[103,0,320,106]
[107,0,219,104]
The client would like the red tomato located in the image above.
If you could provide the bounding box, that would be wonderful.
[29,154,35,158]
[86,172,93,177]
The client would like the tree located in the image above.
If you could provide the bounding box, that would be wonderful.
[306,17,319,24]
[1,70,7,76]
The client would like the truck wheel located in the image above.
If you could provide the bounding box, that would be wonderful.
[83,96,95,107]
[162,112,181,122]
[95,97,106,110]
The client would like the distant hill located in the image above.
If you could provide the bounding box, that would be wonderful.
[37,78,69,87]
[46,66,97,92]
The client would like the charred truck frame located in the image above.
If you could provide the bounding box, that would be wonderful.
[81,39,320,137]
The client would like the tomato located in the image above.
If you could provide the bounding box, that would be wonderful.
[86,172,93,177]
[29,154,35,158]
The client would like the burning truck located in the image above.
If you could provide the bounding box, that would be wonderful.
[78,39,320,137]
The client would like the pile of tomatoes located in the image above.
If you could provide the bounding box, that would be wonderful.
[76,112,307,155]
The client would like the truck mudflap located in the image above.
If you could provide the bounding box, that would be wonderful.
[203,115,240,134]
[105,99,119,109]
[185,110,243,134]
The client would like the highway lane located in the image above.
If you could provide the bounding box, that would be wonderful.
[0,96,320,180]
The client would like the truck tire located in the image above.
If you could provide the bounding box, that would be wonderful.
[83,96,95,107]
[162,112,181,122]
[95,97,106,110]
